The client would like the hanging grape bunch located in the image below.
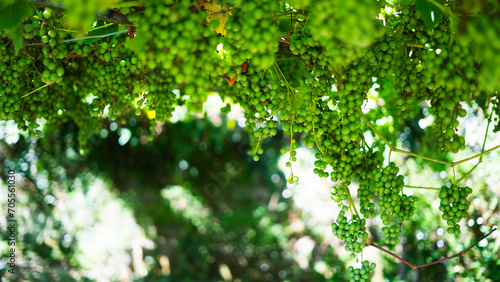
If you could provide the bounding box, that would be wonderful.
[439,184,473,235]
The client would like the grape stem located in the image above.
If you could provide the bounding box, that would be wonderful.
[98,80,103,119]
[21,84,53,99]
[288,117,295,179]
[20,49,35,60]
[253,134,262,156]
[278,38,292,45]
[405,43,424,48]
[368,227,497,269]
[451,145,500,167]
[357,108,393,149]
[392,147,453,166]
[457,114,492,184]
[27,30,129,47]
[346,188,360,219]
[404,185,441,191]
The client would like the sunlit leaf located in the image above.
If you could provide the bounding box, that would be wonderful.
[203,2,230,37]
[416,0,443,30]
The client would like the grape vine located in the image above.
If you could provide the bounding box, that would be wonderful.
[1,0,499,280]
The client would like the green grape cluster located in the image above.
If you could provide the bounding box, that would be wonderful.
[224,0,279,69]
[373,32,422,124]
[381,224,401,246]
[374,6,472,153]
[228,63,282,160]
[331,206,368,253]
[1,7,141,143]
[438,184,473,235]
[357,171,376,218]
[147,69,177,122]
[336,54,376,143]
[128,0,224,99]
[422,41,473,153]
[374,162,416,245]
[309,0,381,66]
[347,261,376,282]
[289,26,335,103]
[372,162,403,198]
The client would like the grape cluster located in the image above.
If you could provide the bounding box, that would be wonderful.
[229,63,282,160]
[127,0,224,102]
[331,206,368,253]
[381,224,401,246]
[422,41,473,153]
[374,162,416,245]
[373,34,422,124]
[336,54,376,143]
[438,184,472,235]
[357,171,376,218]
[225,0,279,69]
[309,0,381,66]
[347,260,376,282]
[289,26,335,102]
[147,69,177,122]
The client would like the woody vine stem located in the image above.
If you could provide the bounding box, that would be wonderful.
[368,227,497,269]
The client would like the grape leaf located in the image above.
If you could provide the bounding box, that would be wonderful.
[416,0,443,30]
[0,0,32,53]
[0,0,31,30]
[4,24,24,53]
[203,2,230,37]
[124,33,148,56]
[292,87,309,109]
[287,0,310,9]
[83,21,118,44]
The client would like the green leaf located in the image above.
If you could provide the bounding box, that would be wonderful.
[287,0,310,9]
[124,33,148,56]
[4,24,24,53]
[83,21,119,44]
[291,87,309,109]
[110,25,127,42]
[0,0,31,29]
[416,0,443,30]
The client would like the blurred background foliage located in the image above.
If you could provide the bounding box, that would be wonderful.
[0,99,499,281]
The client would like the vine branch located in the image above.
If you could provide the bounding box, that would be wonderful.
[357,108,452,166]
[357,108,393,148]
[404,185,441,191]
[369,227,497,269]
[357,108,500,167]
[457,114,492,184]
[451,144,500,167]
